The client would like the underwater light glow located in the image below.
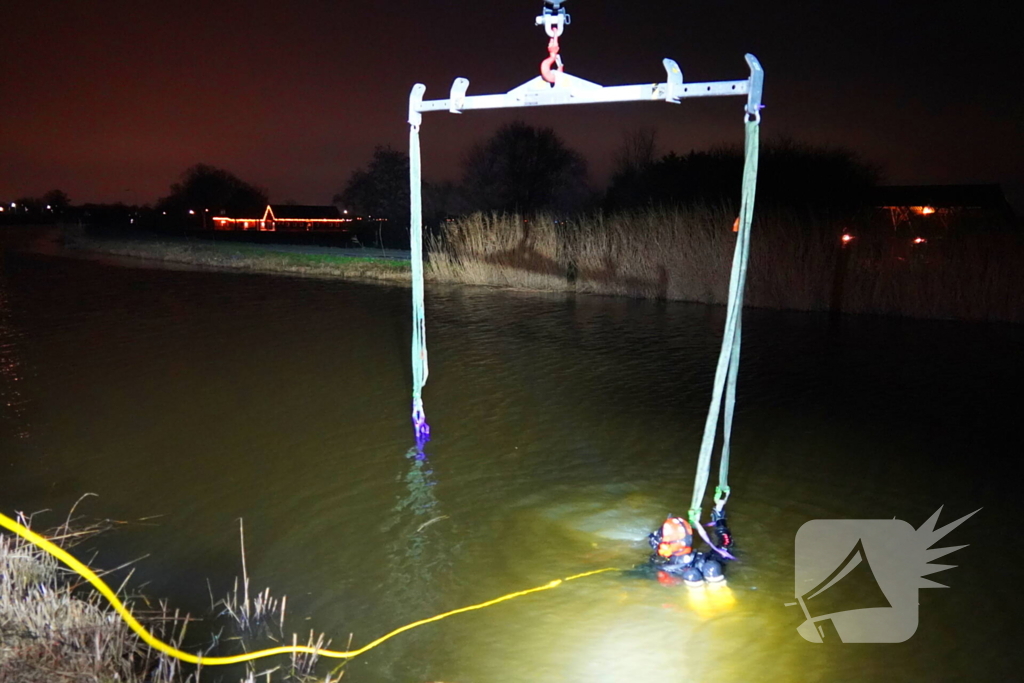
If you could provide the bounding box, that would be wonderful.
[565,610,700,682]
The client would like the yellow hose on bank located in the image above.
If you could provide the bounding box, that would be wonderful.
[0,511,616,665]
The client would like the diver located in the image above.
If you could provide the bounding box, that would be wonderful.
[647,515,732,588]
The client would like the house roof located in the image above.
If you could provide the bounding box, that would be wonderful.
[267,204,343,220]
[869,184,1009,210]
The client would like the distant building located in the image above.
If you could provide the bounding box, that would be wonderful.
[212,204,385,232]
[869,184,1015,231]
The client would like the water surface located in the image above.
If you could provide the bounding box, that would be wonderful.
[1,235,1020,682]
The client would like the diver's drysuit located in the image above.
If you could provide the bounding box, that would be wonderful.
[648,515,729,587]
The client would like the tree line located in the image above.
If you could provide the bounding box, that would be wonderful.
[337,122,881,229]
[7,123,880,231]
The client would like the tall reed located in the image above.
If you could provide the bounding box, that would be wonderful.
[427,207,1023,323]
[427,212,568,290]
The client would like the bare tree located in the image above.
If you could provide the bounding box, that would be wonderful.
[461,121,588,216]
[612,127,658,180]
[157,164,267,216]
[41,189,71,211]
[333,146,409,226]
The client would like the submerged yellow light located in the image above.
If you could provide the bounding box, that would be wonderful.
[686,582,737,619]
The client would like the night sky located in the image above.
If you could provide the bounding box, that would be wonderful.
[2,0,1021,210]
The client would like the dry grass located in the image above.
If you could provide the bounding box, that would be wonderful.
[0,512,192,683]
[428,207,1024,323]
[1,514,339,683]
[569,207,734,302]
[427,212,569,291]
[214,521,338,683]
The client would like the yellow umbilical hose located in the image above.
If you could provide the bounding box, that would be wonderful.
[0,511,616,665]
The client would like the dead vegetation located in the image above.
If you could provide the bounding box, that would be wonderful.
[427,207,1024,323]
[1,512,339,683]
[0,511,190,683]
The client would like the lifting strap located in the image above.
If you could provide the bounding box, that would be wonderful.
[410,119,429,441]
[688,117,760,551]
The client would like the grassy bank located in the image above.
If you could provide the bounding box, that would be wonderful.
[1,517,190,683]
[428,208,1024,323]
[59,212,1022,323]
[63,228,411,283]
[1,515,334,683]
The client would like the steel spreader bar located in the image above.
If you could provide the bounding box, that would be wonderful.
[409,55,764,125]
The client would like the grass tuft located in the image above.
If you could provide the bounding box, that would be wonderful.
[1,513,338,682]
[0,513,191,683]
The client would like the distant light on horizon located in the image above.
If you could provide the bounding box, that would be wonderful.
[188,209,195,215]
[841,233,855,244]
[913,237,927,244]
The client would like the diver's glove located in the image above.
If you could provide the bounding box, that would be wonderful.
[710,508,733,550]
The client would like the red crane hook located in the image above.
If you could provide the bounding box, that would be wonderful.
[540,35,563,84]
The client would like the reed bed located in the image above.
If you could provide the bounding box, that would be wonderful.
[428,207,1024,323]
[427,212,568,291]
